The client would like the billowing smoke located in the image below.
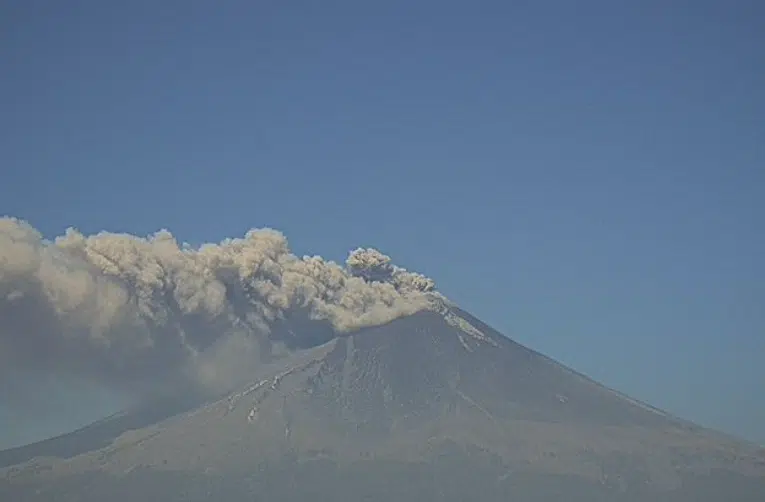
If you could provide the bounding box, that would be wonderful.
[346,248,436,293]
[0,217,439,398]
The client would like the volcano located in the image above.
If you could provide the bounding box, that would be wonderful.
[1,303,763,501]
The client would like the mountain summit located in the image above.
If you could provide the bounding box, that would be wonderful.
[3,304,765,501]
[1,219,764,501]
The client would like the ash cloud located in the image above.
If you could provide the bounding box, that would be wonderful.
[346,248,436,293]
[0,217,438,397]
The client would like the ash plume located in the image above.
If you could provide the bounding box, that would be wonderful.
[0,217,438,396]
[346,248,436,293]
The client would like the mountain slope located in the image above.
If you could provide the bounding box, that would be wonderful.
[2,307,764,501]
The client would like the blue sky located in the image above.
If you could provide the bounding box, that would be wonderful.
[1,1,763,447]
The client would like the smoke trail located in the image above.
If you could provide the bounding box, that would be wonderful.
[0,217,438,395]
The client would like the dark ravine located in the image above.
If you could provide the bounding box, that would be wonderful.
[2,307,764,501]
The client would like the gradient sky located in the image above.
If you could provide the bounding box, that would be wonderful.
[1,1,763,448]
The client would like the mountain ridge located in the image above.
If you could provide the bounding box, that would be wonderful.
[2,304,764,501]
[2,306,759,456]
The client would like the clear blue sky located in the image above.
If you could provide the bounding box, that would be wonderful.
[1,1,763,446]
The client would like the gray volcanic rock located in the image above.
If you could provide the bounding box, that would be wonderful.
[2,307,764,501]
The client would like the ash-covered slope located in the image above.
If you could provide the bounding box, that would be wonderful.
[2,306,764,502]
